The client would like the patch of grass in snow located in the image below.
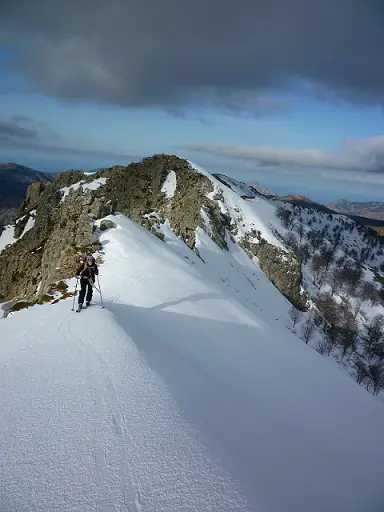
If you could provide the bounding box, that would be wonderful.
[47,280,68,294]
[51,291,73,305]
[8,301,31,312]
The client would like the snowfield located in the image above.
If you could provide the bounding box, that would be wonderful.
[161,170,177,198]
[0,210,36,255]
[22,212,35,234]
[1,214,384,511]
[0,224,16,254]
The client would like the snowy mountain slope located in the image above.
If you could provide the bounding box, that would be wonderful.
[1,214,384,512]
[185,166,384,379]
[271,200,384,387]
[212,173,275,198]
[213,173,259,197]
[189,161,285,248]
[277,200,384,270]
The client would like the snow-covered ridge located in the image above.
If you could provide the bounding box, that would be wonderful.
[1,213,384,512]
[1,155,383,400]
[213,173,258,198]
[60,177,107,202]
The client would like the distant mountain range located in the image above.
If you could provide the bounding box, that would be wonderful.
[0,163,53,229]
[327,199,384,221]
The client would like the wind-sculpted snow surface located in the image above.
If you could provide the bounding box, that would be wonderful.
[1,214,384,512]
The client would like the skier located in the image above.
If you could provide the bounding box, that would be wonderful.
[76,254,99,310]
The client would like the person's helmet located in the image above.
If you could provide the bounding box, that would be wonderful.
[87,254,94,264]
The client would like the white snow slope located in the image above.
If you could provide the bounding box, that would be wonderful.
[1,214,384,512]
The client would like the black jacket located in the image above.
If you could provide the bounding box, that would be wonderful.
[76,261,99,281]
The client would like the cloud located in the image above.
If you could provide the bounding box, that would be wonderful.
[341,135,384,171]
[0,115,59,146]
[1,0,384,112]
[185,135,384,175]
[0,116,38,142]
[0,115,138,162]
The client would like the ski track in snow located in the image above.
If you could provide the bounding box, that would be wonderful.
[1,214,384,512]
[0,302,252,511]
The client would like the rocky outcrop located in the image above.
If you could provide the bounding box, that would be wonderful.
[239,233,307,309]
[102,154,222,249]
[99,219,116,231]
[0,172,109,301]
[0,154,308,311]
[0,163,53,229]
[18,182,46,215]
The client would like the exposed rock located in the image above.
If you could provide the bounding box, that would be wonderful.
[53,169,86,189]
[0,207,17,231]
[0,162,53,229]
[0,176,103,301]
[99,219,116,231]
[19,182,46,216]
[198,201,231,250]
[239,234,307,309]
[102,154,215,249]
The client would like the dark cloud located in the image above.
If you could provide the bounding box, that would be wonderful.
[1,0,383,112]
[0,116,38,142]
[0,115,59,147]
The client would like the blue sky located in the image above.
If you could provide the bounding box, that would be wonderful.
[1,1,384,204]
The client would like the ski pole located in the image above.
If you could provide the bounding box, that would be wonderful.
[97,275,105,308]
[86,277,99,292]
[71,278,79,311]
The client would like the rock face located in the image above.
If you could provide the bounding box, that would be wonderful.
[19,182,47,215]
[257,241,307,309]
[0,163,53,229]
[239,233,307,309]
[102,154,230,250]
[0,170,109,301]
[0,154,307,309]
